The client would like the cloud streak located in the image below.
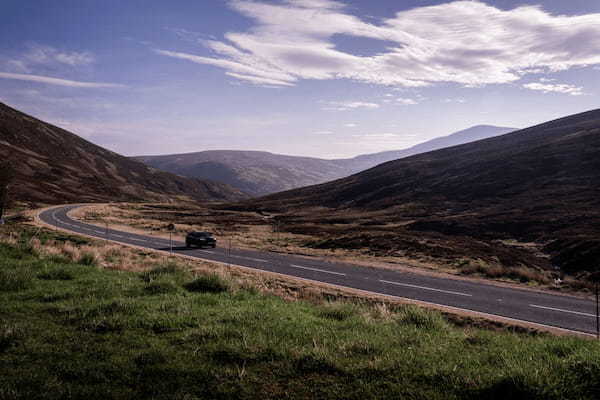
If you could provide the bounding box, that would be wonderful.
[322,101,380,111]
[0,72,125,88]
[523,82,584,96]
[156,0,600,90]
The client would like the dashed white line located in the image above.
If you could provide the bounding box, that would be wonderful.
[290,264,346,276]
[198,250,216,254]
[530,304,595,318]
[379,280,472,297]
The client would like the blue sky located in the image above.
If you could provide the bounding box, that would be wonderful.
[2,0,600,158]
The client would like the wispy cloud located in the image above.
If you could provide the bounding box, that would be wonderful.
[312,130,334,135]
[0,72,124,88]
[395,98,417,105]
[322,101,379,111]
[4,44,96,73]
[443,98,467,103]
[523,82,583,96]
[24,43,94,66]
[344,123,357,128]
[156,0,600,90]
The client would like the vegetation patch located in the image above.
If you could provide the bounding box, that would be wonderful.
[184,274,230,294]
[3,223,600,399]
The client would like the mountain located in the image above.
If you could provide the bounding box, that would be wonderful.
[135,125,515,196]
[135,151,349,197]
[0,102,246,205]
[235,109,600,274]
[338,125,516,172]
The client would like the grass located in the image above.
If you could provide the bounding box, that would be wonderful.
[1,225,600,399]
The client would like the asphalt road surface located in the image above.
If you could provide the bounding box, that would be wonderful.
[40,205,599,337]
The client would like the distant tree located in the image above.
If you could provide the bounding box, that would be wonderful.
[0,161,16,223]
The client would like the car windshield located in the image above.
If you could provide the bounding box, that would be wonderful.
[193,232,213,238]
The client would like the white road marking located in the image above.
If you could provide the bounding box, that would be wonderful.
[230,254,268,262]
[129,238,147,243]
[93,230,104,234]
[198,250,216,254]
[379,280,472,297]
[290,264,346,276]
[113,234,124,238]
[530,304,595,318]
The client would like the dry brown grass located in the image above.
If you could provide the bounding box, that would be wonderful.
[66,203,592,297]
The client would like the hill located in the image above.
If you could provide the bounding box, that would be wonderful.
[135,125,515,196]
[0,102,246,205]
[234,110,600,275]
[135,151,348,197]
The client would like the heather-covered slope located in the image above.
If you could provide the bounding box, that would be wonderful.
[0,102,246,205]
[135,151,348,197]
[236,109,600,274]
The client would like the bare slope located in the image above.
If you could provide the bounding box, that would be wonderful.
[0,102,246,205]
[135,125,515,196]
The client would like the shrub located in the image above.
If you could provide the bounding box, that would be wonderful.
[184,274,229,294]
[78,251,98,266]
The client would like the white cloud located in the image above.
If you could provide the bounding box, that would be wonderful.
[443,98,466,103]
[157,0,600,90]
[523,82,583,96]
[23,44,95,66]
[322,101,380,111]
[0,72,124,88]
[396,97,417,105]
[344,123,357,128]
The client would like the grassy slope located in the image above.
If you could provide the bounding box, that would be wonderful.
[1,226,600,399]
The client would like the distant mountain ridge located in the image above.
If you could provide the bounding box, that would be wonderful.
[135,125,516,196]
[338,125,516,172]
[0,102,246,205]
[135,150,349,197]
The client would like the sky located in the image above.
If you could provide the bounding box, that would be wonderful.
[2,0,600,159]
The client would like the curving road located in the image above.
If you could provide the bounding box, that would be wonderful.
[40,205,598,337]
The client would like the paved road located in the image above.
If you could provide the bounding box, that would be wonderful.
[40,205,598,336]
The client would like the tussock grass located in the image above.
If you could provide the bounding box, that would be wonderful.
[184,274,230,294]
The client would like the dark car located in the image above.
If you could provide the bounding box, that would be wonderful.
[185,231,217,248]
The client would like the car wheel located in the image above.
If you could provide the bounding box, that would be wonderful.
[211,244,216,248]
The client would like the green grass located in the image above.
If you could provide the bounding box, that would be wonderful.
[1,229,600,399]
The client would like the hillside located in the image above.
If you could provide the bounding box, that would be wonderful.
[234,109,600,275]
[135,125,515,196]
[135,151,348,197]
[0,102,246,205]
